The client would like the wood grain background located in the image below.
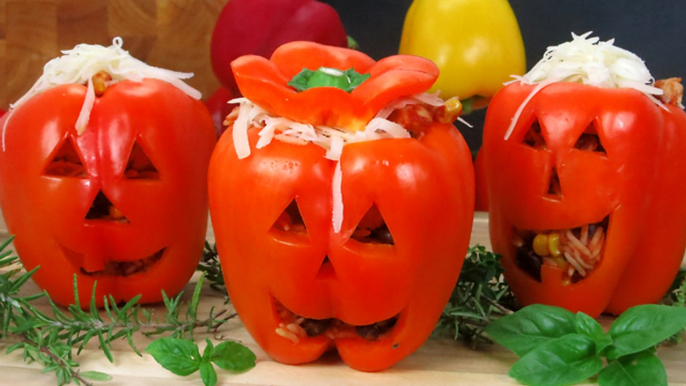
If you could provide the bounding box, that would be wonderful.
[0,0,230,109]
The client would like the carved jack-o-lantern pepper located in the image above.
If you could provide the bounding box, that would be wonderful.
[208,41,474,371]
[0,39,216,307]
[483,33,686,317]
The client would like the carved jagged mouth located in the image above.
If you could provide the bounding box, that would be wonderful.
[61,246,165,277]
[273,298,398,344]
[513,216,610,285]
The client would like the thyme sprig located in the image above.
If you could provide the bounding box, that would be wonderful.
[197,241,225,293]
[0,237,246,386]
[434,245,517,347]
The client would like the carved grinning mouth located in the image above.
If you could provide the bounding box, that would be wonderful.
[61,246,165,277]
[513,216,610,284]
[273,297,399,344]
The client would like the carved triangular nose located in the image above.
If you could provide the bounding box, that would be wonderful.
[315,255,336,279]
[546,167,563,200]
[85,190,129,222]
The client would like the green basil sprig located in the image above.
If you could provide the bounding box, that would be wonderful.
[145,338,256,386]
[485,304,686,386]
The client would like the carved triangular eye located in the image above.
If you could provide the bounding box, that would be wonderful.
[546,167,563,200]
[351,204,394,245]
[85,190,129,222]
[574,122,606,155]
[44,137,87,177]
[272,200,307,234]
[124,142,159,179]
[522,118,547,150]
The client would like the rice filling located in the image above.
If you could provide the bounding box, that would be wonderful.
[513,217,609,284]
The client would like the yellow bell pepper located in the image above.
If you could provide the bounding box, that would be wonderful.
[399,0,526,105]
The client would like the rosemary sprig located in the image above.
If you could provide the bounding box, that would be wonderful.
[0,237,249,386]
[434,245,517,347]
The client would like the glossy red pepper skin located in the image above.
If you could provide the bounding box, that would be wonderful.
[208,42,474,371]
[0,79,216,307]
[209,124,473,371]
[210,0,348,95]
[483,82,686,317]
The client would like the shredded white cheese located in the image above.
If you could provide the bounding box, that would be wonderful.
[332,162,344,233]
[6,37,201,141]
[227,95,435,161]
[504,32,665,139]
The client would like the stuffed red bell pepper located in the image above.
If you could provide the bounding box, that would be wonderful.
[208,41,474,371]
[0,39,216,307]
[482,33,686,317]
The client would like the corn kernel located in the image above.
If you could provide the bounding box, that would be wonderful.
[435,97,463,123]
[109,206,125,220]
[533,234,550,256]
[92,71,112,97]
[548,232,562,257]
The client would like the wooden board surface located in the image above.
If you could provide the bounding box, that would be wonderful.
[0,0,230,109]
[0,213,685,386]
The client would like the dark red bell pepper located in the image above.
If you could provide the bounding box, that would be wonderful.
[210,0,348,95]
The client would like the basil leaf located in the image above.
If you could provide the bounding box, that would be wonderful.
[606,305,686,359]
[211,341,256,372]
[598,350,667,386]
[575,312,612,355]
[145,338,201,376]
[202,339,215,362]
[485,304,577,356]
[509,334,603,386]
[287,69,314,92]
[199,362,218,386]
[343,68,370,91]
[79,371,113,382]
[287,67,370,93]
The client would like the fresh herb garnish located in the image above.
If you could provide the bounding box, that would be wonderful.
[197,241,226,293]
[0,237,253,386]
[146,338,255,386]
[434,245,516,347]
[485,303,686,386]
[288,67,370,93]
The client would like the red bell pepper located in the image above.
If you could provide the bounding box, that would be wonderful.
[208,42,474,370]
[210,0,348,95]
[483,80,686,317]
[0,42,216,307]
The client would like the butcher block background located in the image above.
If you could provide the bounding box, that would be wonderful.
[0,0,229,109]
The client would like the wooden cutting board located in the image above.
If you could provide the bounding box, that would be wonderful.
[0,0,229,109]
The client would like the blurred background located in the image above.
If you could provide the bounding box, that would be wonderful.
[1,0,685,149]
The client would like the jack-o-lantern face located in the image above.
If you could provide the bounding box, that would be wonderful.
[483,82,686,317]
[208,122,474,371]
[0,79,216,307]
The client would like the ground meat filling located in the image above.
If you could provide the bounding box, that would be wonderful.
[274,299,398,344]
[387,98,462,139]
[74,248,165,277]
[513,217,609,284]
